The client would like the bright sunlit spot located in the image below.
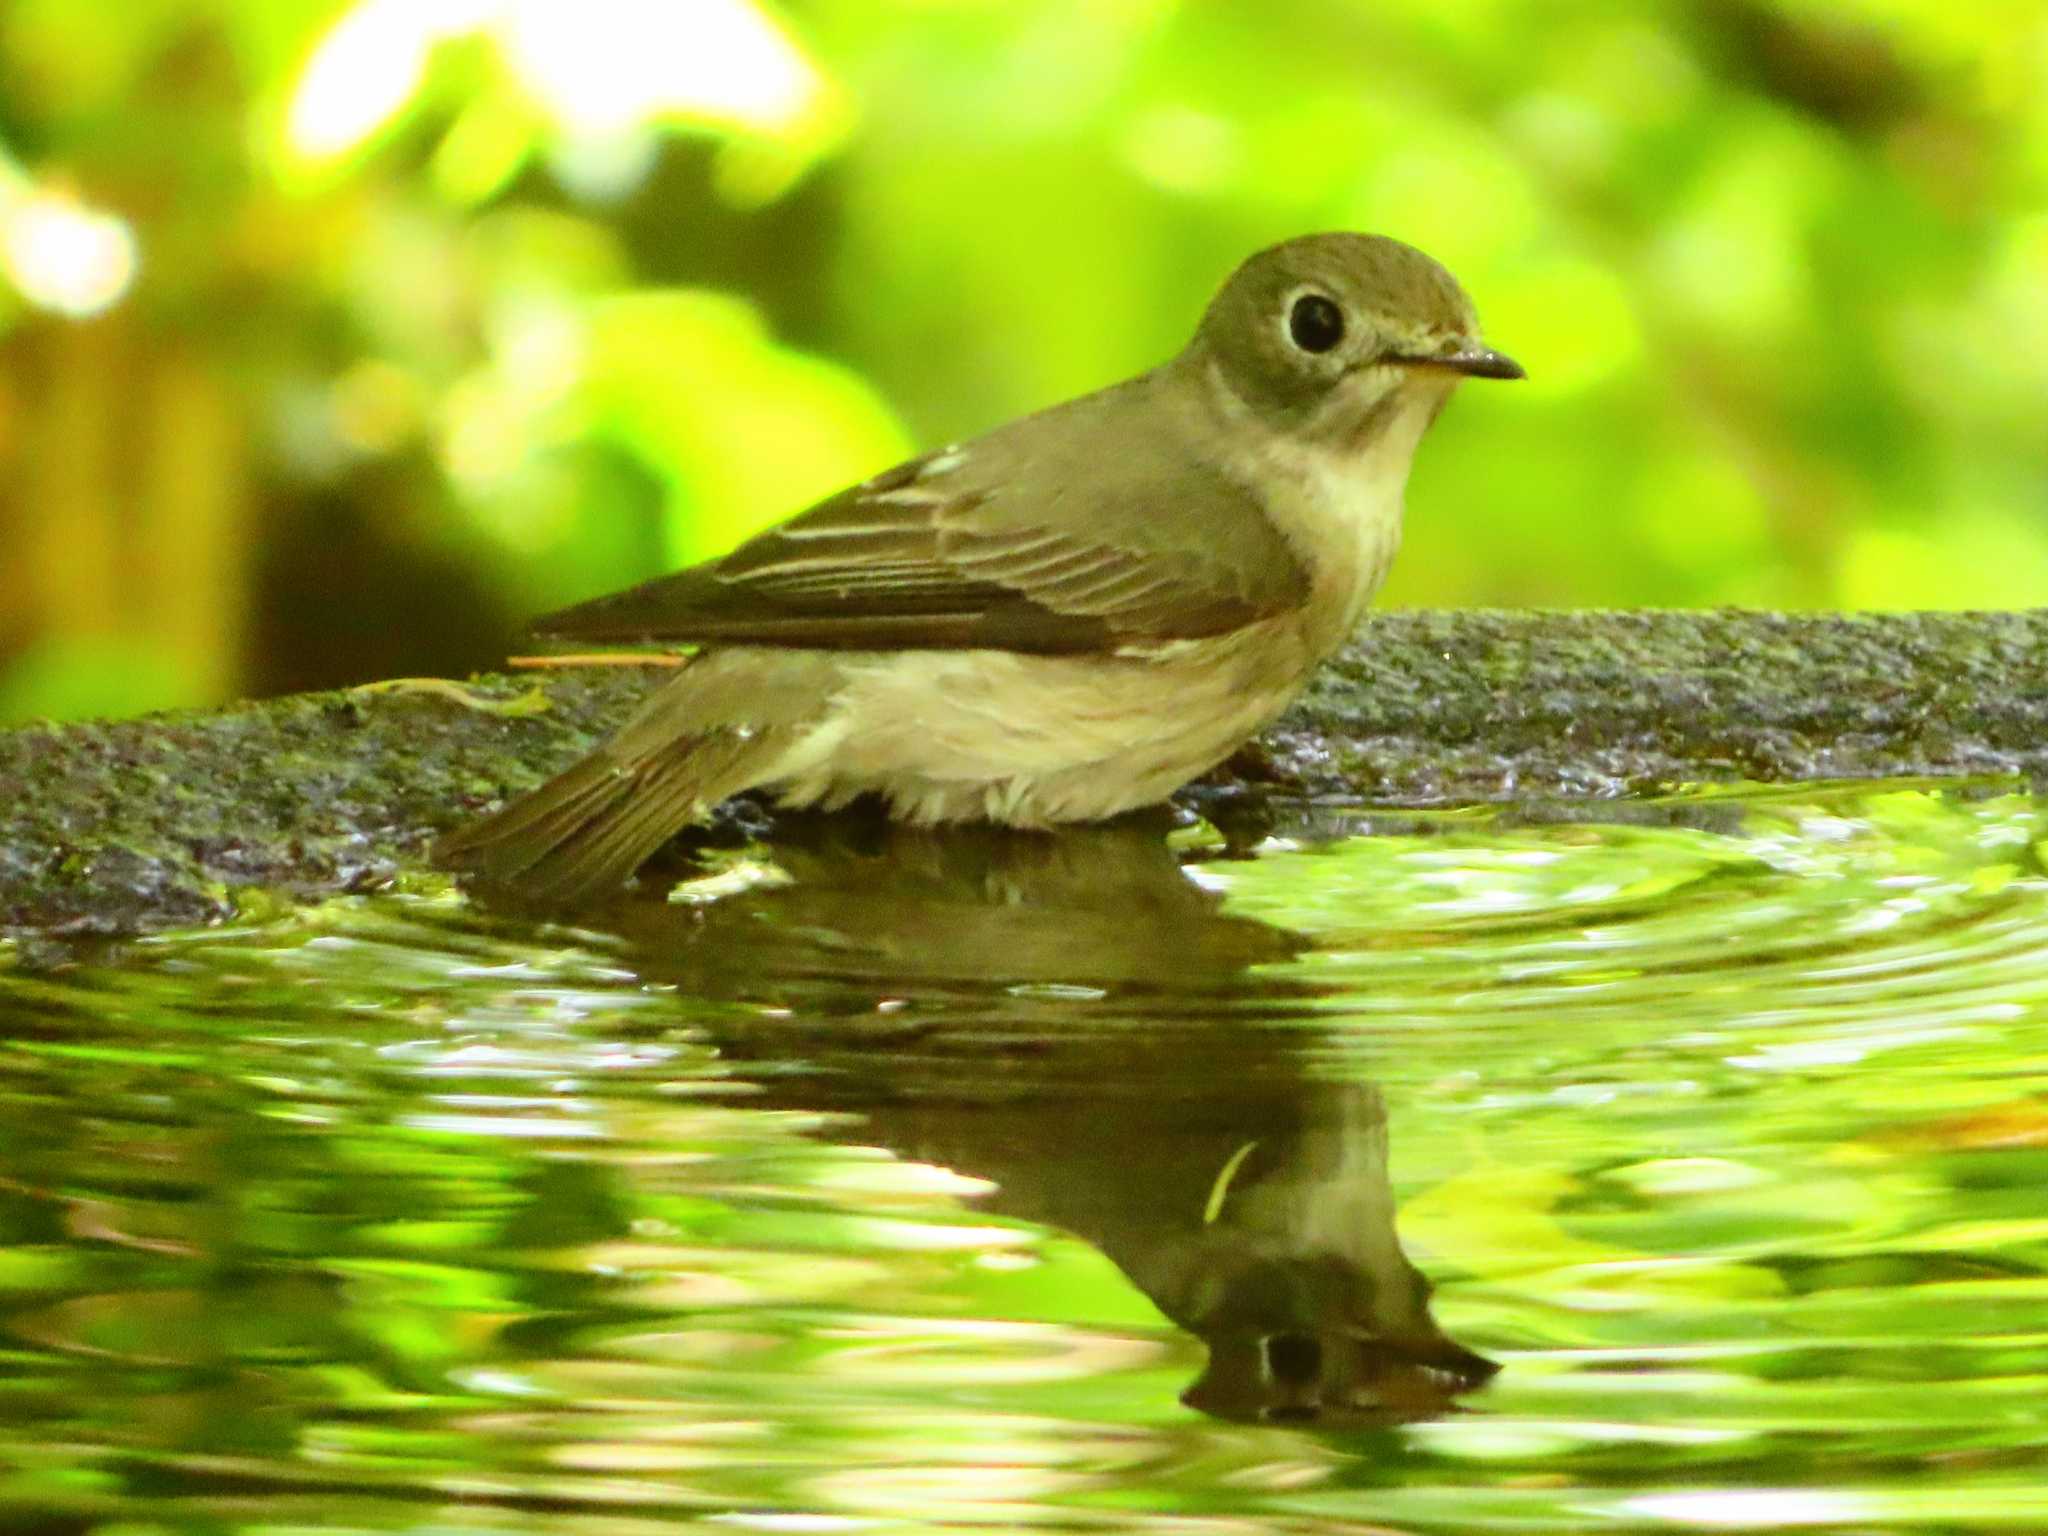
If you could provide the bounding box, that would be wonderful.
[286,0,486,163]
[501,0,833,143]
[284,0,842,188]
[0,186,139,318]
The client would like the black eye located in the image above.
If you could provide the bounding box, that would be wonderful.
[1288,294,1345,354]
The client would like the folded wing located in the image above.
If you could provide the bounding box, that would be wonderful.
[534,382,1312,655]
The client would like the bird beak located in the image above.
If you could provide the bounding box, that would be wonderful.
[1397,345,1526,381]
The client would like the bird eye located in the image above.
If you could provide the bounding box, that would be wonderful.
[1287,294,1345,354]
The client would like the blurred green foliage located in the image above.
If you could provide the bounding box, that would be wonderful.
[0,0,2044,722]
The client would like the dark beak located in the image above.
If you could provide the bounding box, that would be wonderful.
[1397,344,1525,381]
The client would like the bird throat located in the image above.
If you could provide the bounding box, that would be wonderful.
[1225,402,1435,658]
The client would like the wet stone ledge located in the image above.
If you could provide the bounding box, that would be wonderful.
[3,608,2046,937]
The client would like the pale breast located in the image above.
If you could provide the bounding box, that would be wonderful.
[1296,448,1408,643]
[1244,419,1423,658]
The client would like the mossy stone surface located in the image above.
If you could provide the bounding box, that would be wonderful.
[5,610,2044,936]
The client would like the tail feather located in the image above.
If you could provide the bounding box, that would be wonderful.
[435,651,840,902]
[525,745,745,898]
[433,725,794,903]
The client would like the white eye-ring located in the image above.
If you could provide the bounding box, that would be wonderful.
[1285,291,1345,354]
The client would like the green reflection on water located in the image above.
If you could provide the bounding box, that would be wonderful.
[3,782,2048,1533]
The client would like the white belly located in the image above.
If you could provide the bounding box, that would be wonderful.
[766,619,1317,826]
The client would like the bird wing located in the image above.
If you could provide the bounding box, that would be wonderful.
[532,378,1312,655]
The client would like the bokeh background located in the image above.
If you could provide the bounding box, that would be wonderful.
[0,0,2044,725]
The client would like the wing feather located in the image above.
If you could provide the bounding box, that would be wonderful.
[535,378,1312,654]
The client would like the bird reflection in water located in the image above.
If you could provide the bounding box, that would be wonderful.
[594,814,1499,1426]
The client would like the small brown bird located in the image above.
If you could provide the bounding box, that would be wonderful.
[436,233,1521,899]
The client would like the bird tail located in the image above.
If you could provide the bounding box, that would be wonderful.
[433,669,808,904]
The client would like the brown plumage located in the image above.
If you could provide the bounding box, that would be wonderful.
[434,233,1521,901]
[522,378,1313,655]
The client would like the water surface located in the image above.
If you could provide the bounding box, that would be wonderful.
[4,782,2048,1534]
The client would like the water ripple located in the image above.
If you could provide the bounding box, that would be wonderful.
[1,783,2046,1532]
